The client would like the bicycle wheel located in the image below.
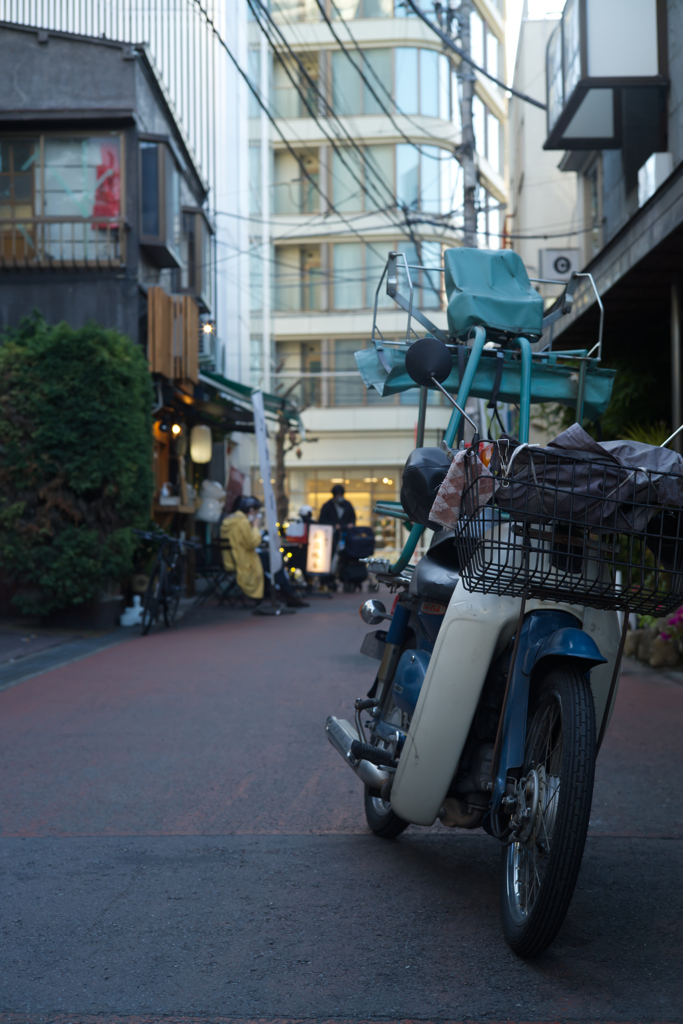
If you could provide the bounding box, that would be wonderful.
[500,663,596,957]
[141,561,164,635]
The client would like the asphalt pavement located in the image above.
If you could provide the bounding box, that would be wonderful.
[1,593,681,1024]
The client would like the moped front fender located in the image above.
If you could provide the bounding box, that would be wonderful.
[491,612,606,819]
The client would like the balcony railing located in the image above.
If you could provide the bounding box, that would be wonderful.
[0,217,125,270]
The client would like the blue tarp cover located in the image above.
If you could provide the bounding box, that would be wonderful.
[355,345,616,423]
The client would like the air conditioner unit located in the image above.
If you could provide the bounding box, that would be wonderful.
[539,248,580,281]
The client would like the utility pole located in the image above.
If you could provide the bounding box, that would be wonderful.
[442,0,477,248]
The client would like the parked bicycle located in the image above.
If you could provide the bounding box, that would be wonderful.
[133,530,198,635]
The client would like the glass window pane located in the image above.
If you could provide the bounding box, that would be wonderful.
[486,29,499,78]
[333,0,361,17]
[438,54,450,121]
[487,110,501,173]
[395,48,418,115]
[363,49,392,115]
[273,56,300,118]
[300,150,320,213]
[364,0,393,15]
[395,240,418,297]
[396,143,419,209]
[472,94,486,159]
[141,142,159,236]
[470,10,484,69]
[332,148,363,212]
[166,153,181,254]
[364,144,394,211]
[250,145,262,216]
[332,50,363,115]
[250,251,263,312]
[441,152,462,216]
[333,242,363,309]
[302,246,322,310]
[334,339,365,405]
[275,245,301,311]
[420,240,442,309]
[420,146,440,213]
[248,48,260,119]
[365,243,394,309]
[451,70,461,132]
[419,49,439,117]
[488,204,502,250]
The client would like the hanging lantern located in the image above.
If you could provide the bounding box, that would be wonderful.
[190,424,212,464]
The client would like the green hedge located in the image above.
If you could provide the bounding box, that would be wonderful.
[0,314,153,616]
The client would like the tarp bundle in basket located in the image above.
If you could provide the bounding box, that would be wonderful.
[493,424,683,533]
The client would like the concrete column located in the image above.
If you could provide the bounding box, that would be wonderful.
[672,283,681,453]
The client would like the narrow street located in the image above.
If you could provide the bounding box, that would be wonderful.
[1,595,681,1023]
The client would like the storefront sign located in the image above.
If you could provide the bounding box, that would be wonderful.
[251,390,282,578]
[306,524,333,575]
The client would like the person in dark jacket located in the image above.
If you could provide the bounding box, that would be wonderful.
[318,484,356,548]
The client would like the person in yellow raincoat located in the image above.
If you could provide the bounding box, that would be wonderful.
[220,496,264,600]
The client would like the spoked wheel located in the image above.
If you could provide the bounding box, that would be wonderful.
[163,580,182,628]
[363,638,413,840]
[364,785,409,839]
[141,563,164,635]
[501,664,596,957]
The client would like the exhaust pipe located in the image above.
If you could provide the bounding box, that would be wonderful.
[325,715,393,790]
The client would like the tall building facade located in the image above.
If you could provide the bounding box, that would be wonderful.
[249,0,508,555]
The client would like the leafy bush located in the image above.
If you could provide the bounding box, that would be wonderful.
[0,314,153,615]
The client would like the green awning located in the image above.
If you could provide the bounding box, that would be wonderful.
[200,370,301,430]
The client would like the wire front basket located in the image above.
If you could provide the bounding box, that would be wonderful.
[453,443,683,616]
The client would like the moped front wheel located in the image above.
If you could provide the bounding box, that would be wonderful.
[500,663,596,957]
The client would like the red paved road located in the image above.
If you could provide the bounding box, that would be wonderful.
[1,595,681,1022]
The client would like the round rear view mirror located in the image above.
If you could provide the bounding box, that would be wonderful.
[360,599,388,625]
[405,337,452,387]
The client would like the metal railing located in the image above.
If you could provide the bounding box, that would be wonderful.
[0,217,125,269]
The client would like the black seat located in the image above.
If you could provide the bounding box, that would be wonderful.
[410,531,460,605]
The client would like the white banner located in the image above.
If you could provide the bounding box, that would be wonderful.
[306,524,333,575]
[251,390,283,579]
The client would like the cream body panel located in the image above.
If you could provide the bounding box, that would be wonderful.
[389,577,609,826]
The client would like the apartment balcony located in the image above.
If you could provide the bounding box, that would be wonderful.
[0,217,125,270]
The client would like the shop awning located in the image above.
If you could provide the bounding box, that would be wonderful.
[199,370,301,430]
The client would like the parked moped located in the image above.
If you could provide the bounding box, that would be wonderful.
[326,248,683,956]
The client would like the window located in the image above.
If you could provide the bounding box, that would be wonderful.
[332,239,443,311]
[332,0,393,17]
[472,96,502,174]
[275,244,323,311]
[273,52,319,118]
[333,242,363,309]
[470,9,502,82]
[476,187,502,249]
[331,144,395,213]
[248,49,261,120]
[396,144,456,214]
[272,0,320,21]
[140,141,183,268]
[330,48,450,121]
[179,209,213,311]
[274,149,319,214]
[0,133,123,267]
[249,145,261,216]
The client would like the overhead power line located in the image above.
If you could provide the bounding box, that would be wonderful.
[189,0,390,258]
[403,0,547,111]
[249,0,401,222]
[314,0,453,162]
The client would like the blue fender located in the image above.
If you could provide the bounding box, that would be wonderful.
[524,626,607,676]
[490,610,605,826]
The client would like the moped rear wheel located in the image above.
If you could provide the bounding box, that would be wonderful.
[500,663,596,957]
[363,786,409,839]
